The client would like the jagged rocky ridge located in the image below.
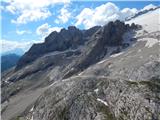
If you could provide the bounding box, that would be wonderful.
[16,26,101,70]
[1,8,160,120]
[16,21,138,70]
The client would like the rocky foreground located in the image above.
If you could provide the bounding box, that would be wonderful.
[1,8,160,120]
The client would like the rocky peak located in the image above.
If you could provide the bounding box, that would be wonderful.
[16,20,139,70]
[68,26,77,31]
[63,20,139,78]
[45,31,58,43]
[102,20,129,46]
[15,26,100,70]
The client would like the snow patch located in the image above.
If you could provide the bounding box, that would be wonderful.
[94,88,99,93]
[78,72,84,76]
[31,115,33,120]
[49,81,59,87]
[140,38,159,48]
[97,59,107,64]
[97,98,108,106]
[110,52,124,58]
[30,107,34,112]
[126,8,160,32]
[5,80,9,83]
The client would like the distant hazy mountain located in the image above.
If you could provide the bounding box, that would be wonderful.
[1,54,20,72]
[2,48,25,56]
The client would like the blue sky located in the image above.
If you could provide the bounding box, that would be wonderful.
[0,0,159,54]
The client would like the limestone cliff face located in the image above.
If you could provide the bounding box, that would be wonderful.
[16,26,101,70]
[1,9,160,120]
[16,20,134,70]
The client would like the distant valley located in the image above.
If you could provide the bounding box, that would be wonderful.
[1,54,20,72]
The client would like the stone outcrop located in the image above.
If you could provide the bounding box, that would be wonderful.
[16,26,101,70]
[16,20,135,70]
[63,20,132,78]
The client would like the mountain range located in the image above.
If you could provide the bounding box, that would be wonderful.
[1,8,160,120]
[1,54,20,72]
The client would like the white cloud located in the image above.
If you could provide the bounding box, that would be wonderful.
[0,39,41,53]
[75,2,139,29]
[5,0,70,24]
[56,5,71,24]
[76,3,158,29]
[11,9,51,24]
[120,8,138,20]
[141,4,157,11]
[48,27,62,33]
[36,23,50,36]
[16,30,31,35]
[36,23,61,37]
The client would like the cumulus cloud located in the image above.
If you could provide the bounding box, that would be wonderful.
[76,3,158,29]
[120,8,138,20]
[5,0,70,24]
[55,5,71,24]
[11,9,51,24]
[36,23,61,37]
[0,39,40,53]
[75,2,138,29]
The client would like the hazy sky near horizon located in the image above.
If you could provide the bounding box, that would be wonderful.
[1,0,159,54]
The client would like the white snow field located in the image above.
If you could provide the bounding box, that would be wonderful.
[126,8,160,32]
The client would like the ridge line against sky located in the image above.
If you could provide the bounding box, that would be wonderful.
[0,0,159,54]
